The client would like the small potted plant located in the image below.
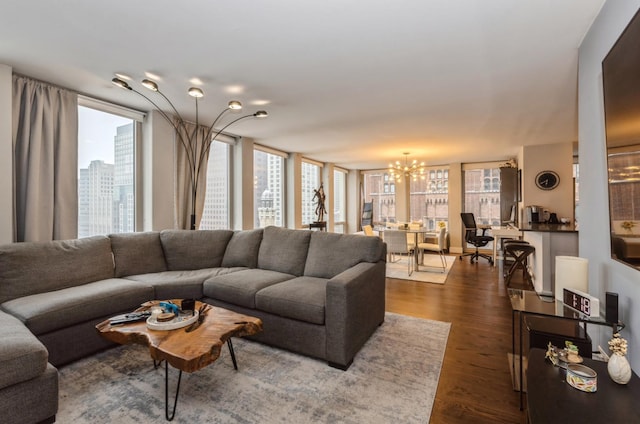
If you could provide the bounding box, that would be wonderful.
[621,221,636,233]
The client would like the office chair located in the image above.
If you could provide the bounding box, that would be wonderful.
[459,213,494,265]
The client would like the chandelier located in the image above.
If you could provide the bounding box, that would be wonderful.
[111,77,267,230]
[388,152,427,182]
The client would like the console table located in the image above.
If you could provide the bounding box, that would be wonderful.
[508,288,624,409]
[527,348,640,423]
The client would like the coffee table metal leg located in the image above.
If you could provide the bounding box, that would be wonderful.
[227,339,238,370]
[165,361,183,421]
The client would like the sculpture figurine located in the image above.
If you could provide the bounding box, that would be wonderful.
[313,183,327,223]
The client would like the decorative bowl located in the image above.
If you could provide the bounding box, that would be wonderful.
[566,363,597,392]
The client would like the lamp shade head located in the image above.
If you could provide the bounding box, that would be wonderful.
[188,87,204,98]
[228,100,242,110]
[254,110,268,118]
[141,79,159,92]
[111,77,131,90]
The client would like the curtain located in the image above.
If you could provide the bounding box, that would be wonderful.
[12,75,78,242]
[174,120,209,230]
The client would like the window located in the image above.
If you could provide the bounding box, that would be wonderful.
[200,140,231,230]
[334,168,347,233]
[254,147,285,228]
[410,166,449,230]
[301,160,321,225]
[463,165,501,227]
[363,171,396,225]
[463,163,503,251]
[78,104,138,238]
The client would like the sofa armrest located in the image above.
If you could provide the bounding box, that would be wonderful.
[0,311,49,390]
[325,261,386,368]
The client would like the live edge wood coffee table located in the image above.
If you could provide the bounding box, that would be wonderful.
[96,300,263,421]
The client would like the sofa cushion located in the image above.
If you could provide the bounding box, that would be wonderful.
[203,268,294,309]
[0,236,114,304]
[304,232,386,279]
[110,232,167,277]
[0,278,154,335]
[258,226,311,276]
[221,229,264,268]
[0,311,48,390]
[160,229,234,270]
[126,267,245,300]
[255,276,328,325]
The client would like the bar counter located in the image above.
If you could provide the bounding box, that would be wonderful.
[519,222,578,233]
[520,223,579,294]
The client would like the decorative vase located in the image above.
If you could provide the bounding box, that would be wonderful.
[608,353,632,384]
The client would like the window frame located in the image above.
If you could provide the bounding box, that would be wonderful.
[254,144,287,228]
[333,167,348,233]
[301,158,323,227]
[77,96,143,237]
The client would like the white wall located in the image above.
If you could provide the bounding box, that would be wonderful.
[141,110,175,231]
[579,0,640,370]
[287,153,302,229]
[448,162,463,253]
[347,170,360,233]
[521,142,575,221]
[233,137,255,230]
[0,65,12,243]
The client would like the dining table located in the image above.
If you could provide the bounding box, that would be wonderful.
[379,227,436,272]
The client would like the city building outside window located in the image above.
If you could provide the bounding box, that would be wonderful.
[410,167,449,230]
[78,104,138,238]
[254,147,285,228]
[463,165,501,226]
[362,171,396,225]
[200,140,231,230]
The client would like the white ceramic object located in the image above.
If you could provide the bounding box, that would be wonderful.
[146,310,199,331]
[607,353,632,384]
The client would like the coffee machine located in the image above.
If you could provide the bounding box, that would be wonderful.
[525,205,542,223]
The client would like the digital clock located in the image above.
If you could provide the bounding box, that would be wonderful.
[563,288,600,317]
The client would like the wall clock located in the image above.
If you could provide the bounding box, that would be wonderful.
[535,170,560,190]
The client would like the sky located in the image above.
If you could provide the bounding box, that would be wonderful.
[78,106,132,174]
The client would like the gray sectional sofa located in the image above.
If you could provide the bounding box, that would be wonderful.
[0,226,386,424]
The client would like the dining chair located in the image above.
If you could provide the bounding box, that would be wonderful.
[384,230,414,276]
[406,222,423,251]
[362,225,375,236]
[418,226,447,272]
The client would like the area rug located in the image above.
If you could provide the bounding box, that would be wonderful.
[57,313,451,424]
[386,255,456,284]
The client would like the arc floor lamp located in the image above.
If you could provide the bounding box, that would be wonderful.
[112,77,267,230]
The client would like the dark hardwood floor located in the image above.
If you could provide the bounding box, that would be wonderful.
[385,254,529,424]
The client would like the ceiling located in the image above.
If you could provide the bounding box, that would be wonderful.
[0,0,605,170]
